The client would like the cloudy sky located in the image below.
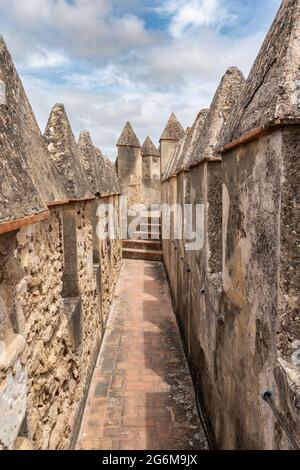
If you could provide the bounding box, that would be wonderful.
[0,0,281,160]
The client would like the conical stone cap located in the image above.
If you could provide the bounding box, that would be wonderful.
[160,113,185,142]
[141,137,160,157]
[117,122,141,148]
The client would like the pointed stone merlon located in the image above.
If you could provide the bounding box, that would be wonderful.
[182,109,208,171]
[44,104,90,200]
[78,130,104,196]
[219,0,300,149]
[0,36,64,228]
[160,113,185,176]
[190,66,246,166]
[116,122,142,208]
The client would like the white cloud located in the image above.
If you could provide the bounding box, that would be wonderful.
[0,0,282,159]
[0,0,157,62]
[27,49,69,69]
[158,0,236,37]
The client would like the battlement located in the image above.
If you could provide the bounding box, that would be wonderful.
[0,0,299,451]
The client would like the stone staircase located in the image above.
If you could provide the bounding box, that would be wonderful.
[122,212,163,261]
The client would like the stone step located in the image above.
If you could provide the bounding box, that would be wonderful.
[139,223,161,233]
[140,216,161,224]
[132,232,161,240]
[122,248,163,262]
[123,239,162,251]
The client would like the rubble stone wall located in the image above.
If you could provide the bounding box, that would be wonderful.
[0,197,122,450]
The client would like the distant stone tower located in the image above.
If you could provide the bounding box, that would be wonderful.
[160,113,184,176]
[117,122,142,210]
[141,137,161,206]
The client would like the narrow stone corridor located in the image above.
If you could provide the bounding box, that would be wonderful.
[77,260,208,450]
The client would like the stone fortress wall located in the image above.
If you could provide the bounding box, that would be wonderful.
[161,0,300,450]
[0,38,122,450]
[0,0,299,452]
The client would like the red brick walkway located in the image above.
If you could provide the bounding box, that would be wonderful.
[77,260,208,450]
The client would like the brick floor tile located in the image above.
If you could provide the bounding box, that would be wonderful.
[77,260,207,451]
[94,382,110,398]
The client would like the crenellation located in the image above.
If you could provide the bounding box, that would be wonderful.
[0,40,122,449]
[0,0,299,451]
[161,0,300,451]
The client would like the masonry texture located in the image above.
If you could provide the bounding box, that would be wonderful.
[0,0,300,452]
[161,0,300,450]
[0,36,121,450]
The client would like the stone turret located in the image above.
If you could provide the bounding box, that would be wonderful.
[141,137,160,180]
[44,104,90,199]
[141,137,161,205]
[117,122,142,209]
[160,113,184,176]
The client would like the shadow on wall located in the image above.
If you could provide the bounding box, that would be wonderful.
[142,262,206,450]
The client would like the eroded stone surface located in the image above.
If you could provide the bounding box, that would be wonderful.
[0,360,27,450]
[44,104,90,200]
[220,0,300,147]
[190,67,245,165]
[160,113,185,142]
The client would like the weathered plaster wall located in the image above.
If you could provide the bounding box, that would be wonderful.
[117,146,142,218]
[278,127,300,360]
[0,197,122,450]
[142,156,161,207]
[142,180,161,208]
[162,127,300,450]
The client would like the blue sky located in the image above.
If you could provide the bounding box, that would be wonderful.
[0,0,281,159]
